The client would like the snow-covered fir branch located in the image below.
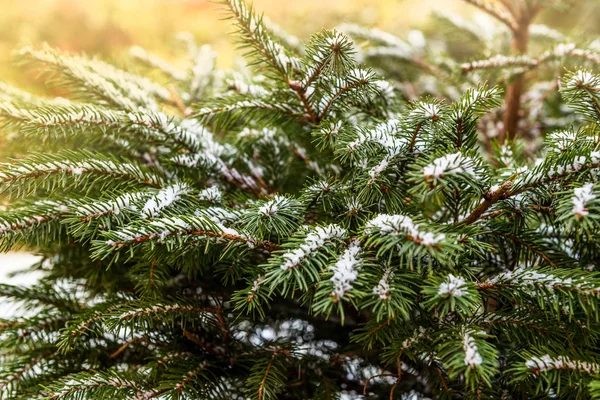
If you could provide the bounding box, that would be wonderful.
[547,130,582,153]
[247,275,265,303]
[346,119,403,154]
[462,330,483,368]
[564,69,599,89]
[141,183,193,218]
[400,327,430,352]
[0,201,70,236]
[4,2,600,398]
[224,0,301,76]
[257,195,292,217]
[541,43,600,66]
[118,303,216,320]
[422,152,475,180]
[373,267,393,300]
[73,191,149,220]
[0,155,166,188]
[482,266,600,295]
[525,355,600,374]
[328,240,362,300]
[103,214,263,250]
[224,72,270,97]
[571,183,596,219]
[17,45,169,111]
[461,54,538,72]
[518,152,600,187]
[438,274,468,297]
[279,224,347,270]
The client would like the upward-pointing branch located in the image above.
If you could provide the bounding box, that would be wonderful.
[465,0,542,144]
[462,0,518,32]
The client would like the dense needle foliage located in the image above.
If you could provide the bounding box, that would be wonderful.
[1,0,600,398]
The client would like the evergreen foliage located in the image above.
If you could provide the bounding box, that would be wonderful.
[0,0,600,398]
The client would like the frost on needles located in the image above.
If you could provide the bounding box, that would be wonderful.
[2,0,600,399]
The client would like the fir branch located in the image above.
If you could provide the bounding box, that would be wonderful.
[523,354,600,374]
[16,45,168,110]
[1,2,600,398]
[41,370,149,400]
[0,150,166,197]
[317,68,378,121]
[246,348,291,400]
[97,214,281,257]
[221,0,300,79]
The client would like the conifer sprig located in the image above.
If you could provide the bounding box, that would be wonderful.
[2,0,600,398]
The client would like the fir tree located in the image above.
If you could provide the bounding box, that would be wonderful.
[0,0,600,398]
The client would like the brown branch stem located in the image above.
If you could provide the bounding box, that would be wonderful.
[461,180,514,225]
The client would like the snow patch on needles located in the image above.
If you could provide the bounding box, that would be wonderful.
[0,201,69,235]
[75,191,147,217]
[280,224,347,270]
[548,130,579,153]
[258,195,291,217]
[198,186,223,202]
[484,266,596,294]
[105,213,253,248]
[525,355,599,373]
[401,327,429,351]
[422,152,475,179]
[373,268,393,300]
[421,102,440,119]
[347,119,403,153]
[248,275,264,301]
[438,274,467,297]
[196,207,242,225]
[520,153,600,186]
[118,304,199,320]
[367,157,391,184]
[329,240,362,299]
[142,183,192,218]
[571,183,596,218]
[566,70,597,88]
[365,214,445,246]
[462,330,483,368]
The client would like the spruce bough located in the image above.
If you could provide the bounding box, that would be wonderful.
[1,0,600,398]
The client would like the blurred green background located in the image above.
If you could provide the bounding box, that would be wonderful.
[1,0,599,89]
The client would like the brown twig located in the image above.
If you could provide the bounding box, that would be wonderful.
[288,79,318,124]
[318,79,372,121]
[408,122,423,154]
[167,85,188,115]
[362,373,395,395]
[501,3,540,144]
[435,367,451,394]
[389,358,403,400]
[110,337,148,359]
[462,1,543,144]
[461,180,514,225]
[258,354,277,400]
